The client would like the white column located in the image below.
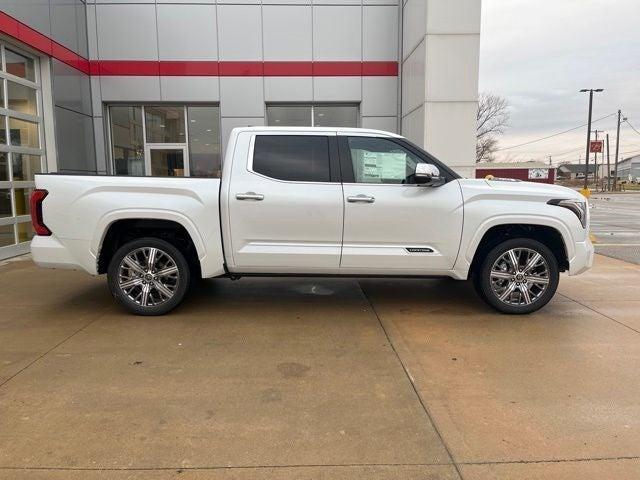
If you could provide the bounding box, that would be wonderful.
[401,0,481,178]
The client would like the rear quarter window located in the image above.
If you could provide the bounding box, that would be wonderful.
[252,135,331,182]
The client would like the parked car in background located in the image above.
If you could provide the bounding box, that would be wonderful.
[30,127,593,315]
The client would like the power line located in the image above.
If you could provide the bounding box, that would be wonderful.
[619,147,640,157]
[624,118,640,137]
[496,112,617,151]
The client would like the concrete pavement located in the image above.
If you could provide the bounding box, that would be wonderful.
[590,193,640,264]
[1,255,639,479]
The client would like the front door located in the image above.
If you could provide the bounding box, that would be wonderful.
[339,135,464,273]
[144,145,188,176]
[227,132,344,272]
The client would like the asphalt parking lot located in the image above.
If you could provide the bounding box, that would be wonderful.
[590,193,640,265]
[1,254,640,480]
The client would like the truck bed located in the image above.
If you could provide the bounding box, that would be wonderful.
[31,174,226,277]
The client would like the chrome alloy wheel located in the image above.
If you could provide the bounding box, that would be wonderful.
[117,247,179,307]
[489,248,550,306]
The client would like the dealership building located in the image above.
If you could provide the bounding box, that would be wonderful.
[0,0,481,259]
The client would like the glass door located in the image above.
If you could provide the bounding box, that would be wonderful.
[145,145,188,177]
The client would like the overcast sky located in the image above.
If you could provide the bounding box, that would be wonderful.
[479,0,640,164]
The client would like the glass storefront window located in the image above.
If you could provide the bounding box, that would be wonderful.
[266,105,312,127]
[187,106,221,177]
[0,115,6,144]
[314,105,359,128]
[0,189,12,218]
[7,80,38,116]
[0,152,7,181]
[110,105,220,178]
[16,222,34,243]
[0,43,44,254]
[110,106,144,176]
[266,104,359,128]
[5,48,36,82]
[13,188,32,216]
[9,117,40,148]
[11,153,41,181]
[150,149,185,177]
[0,224,15,247]
[145,106,185,143]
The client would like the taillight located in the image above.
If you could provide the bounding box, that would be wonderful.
[30,189,51,236]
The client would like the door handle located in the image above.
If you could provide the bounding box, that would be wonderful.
[347,194,375,204]
[236,192,264,201]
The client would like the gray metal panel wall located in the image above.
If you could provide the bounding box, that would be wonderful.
[90,1,400,168]
[1,0,96,173]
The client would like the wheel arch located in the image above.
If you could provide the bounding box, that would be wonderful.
[468,223,570,279]
[95,214,204,276]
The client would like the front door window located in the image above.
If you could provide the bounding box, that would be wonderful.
[347,136,423,184]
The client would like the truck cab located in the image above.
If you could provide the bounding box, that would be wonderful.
[221,127,462,275]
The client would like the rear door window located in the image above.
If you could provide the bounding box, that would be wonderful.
[252,135,331,182]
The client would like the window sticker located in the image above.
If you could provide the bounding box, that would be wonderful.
[358,151,407,182]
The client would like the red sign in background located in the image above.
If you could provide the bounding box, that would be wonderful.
[590,141,604,153]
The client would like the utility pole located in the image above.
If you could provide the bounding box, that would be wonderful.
[606,133,611,191]
[613,109,626,191]
[580,89,604,195]
[592,130,601,191]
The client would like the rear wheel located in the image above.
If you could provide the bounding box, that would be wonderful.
[107,237,190,315]
[474,238,559,314]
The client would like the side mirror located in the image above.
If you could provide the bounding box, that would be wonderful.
[414,163,444,186]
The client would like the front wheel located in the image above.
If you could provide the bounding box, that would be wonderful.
[107,237,190,315]
[474,238,559,314]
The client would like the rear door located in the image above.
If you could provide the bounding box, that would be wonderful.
[226,131,344,272]
[339,135,464,273]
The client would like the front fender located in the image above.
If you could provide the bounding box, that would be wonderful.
[464,214,576,266]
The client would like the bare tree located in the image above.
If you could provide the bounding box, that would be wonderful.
[476,93,510,162]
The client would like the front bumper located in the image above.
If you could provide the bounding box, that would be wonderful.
[568,238,594,275]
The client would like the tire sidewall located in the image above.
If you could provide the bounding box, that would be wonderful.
[107,237,190,316]
[479,238,559,314]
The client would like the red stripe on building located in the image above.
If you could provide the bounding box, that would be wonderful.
[16,21,52,56]
[0,11,398,78]
[90,60,397,77]
[362,61,399,76]
[0,11,19,38]
[217,61,264,76]
[263,61,313,76]
[158,61,220,76]
[92,60,160,76]
[313,61,362,76]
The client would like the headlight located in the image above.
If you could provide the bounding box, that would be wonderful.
[548,198,588,228]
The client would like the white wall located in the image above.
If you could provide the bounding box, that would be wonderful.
[401,0,481,178]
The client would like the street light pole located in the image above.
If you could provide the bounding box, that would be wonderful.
[580,89,604,194]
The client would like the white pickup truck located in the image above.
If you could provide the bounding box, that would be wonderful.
[30,127,593,315]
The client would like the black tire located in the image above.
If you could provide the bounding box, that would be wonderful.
[107,237,190,315]
[474,238,559,314]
